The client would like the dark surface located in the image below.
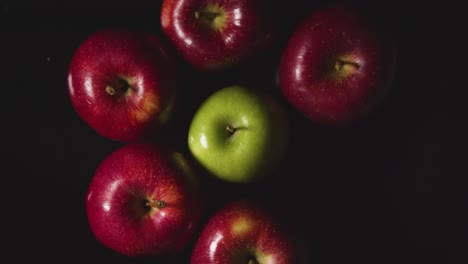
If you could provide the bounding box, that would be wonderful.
[2,0,467,263]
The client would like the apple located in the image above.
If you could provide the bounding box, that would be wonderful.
[67,29,179,141]
[187,85,288,184]
[85,143,203,256]
[160,0,274,71]
[279,4,398,126]
[191,199,308,264]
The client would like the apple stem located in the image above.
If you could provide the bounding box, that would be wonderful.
[335,59,360,72]
[226,124,236,134]
[106,78,132,96]
[105,86,116,95]
[146,200,167,209]
[248,258,259,264]
[194,10,219,22]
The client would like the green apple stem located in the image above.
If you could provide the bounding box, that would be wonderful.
[226,124,236,134]
[226,124,247,135]
[146,200,167,209]
[335,59,360,72]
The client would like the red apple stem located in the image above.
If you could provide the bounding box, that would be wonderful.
[105,78,133,96]
[335,59,360,71]
[248,258,259,264]
[105,85,116,95]
[194,10,219,22]
[146,200,166,209]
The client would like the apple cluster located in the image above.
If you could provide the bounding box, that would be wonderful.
[67,1,397,263]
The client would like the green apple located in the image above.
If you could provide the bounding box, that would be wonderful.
[187,85,288,183]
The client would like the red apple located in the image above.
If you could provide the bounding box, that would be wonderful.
[85,143,203,256]
[160,0,274,71]
[191,199,308,264]
[67,29,179,141]
[279,4,398,126]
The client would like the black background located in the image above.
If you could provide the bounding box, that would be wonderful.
[2,0,467,263]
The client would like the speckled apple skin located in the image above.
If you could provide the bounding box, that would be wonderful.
[86,143,203,256]
[191,200,304,264]
[67,30,179,141]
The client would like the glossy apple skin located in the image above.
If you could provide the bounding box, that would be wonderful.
[67,30,179,141]
[160,0,273,71]
[187,85,288,183]
[85,143,203,256]
[279,4,397,126]
[191,200,307,264]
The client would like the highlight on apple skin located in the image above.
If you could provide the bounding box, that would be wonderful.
[160,0,274,71]
[67,29,180,142]
[85,143,204,257]
[279,4,398,126]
